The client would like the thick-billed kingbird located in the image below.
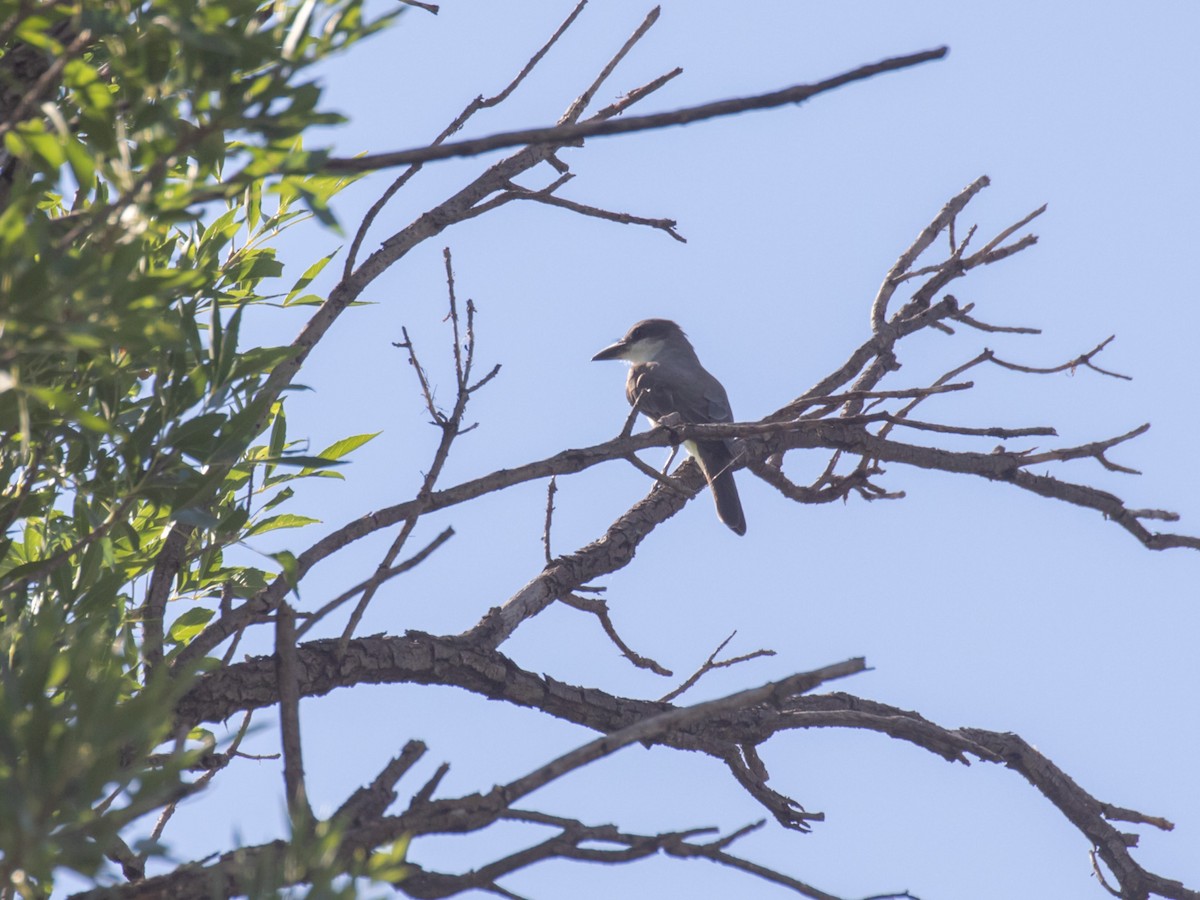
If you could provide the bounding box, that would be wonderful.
[592,318,746,535]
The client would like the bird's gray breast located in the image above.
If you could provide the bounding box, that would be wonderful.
[627,360,733,425]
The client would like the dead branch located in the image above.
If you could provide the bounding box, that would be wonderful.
[320,48,949,173]
[295,527,454,641]
[335,740,428,827]
[541,476,557,565]
[984,336,1132,380]
[559,591,672,676]
[275,603,311,824]
[335,250,485,654]
[661,632,776,703]
[106,661,869,900]
[501,181,687,242]
[171,633,1194,899]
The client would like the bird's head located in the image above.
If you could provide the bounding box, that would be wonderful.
[591,318,689,363]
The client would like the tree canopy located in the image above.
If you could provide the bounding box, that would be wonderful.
[2,3,1198,899]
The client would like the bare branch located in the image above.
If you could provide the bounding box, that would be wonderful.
[295,526,454,641]
[984,336,1132,381]
[170,630,1196,899]
[321,48,949,173]
[335,251,485,654]
[505,185,687,242]
[623,450,693,498]
[723,745,823,832]
[871,175,989,330]
[542,476,557,565]
[660,632,776,703]
[1101,803,1175,833]
[966,202,1048,264]
[335,740,427,827]
[559,592,672,676]
[561,5,661,124]
[1017,422,1148,473]
[275,603,311,824]
[793,381,974,415]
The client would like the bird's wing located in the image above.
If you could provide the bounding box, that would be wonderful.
[627,361,733,425]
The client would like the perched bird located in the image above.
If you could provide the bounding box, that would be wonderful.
[592,318,746,535]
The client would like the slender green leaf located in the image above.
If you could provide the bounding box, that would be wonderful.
[246,514,320,536]
[317,431,380,461]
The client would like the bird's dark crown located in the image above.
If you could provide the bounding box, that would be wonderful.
[624,318,687,344]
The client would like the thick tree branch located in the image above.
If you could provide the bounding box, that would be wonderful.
[171,632,1191,899]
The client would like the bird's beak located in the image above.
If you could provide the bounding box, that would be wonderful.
[591,340,628,362]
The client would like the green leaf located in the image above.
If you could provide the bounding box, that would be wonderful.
[169,412,228,460]
[246,514,320,536]
[271,550,300,597]
[260,486,295,513]
[257,454,349,470]
[316,432,380,461]
[167,607,215,644]
[284,250,337,306]
[244,179,262,232]
[14,15,64,52]
[266,403,287,478]
[213,304,246,389]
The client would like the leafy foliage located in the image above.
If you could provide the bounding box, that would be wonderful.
[0,1,392,893]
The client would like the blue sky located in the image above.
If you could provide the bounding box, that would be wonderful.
[153,3,1200,898]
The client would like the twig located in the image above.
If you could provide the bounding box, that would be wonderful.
[505,186,686,242]
[559,592,671,676]
[951,309,1041,335]
[984,336,1132,381]
[660,632,775,702]
[1017,423,1148,473]
[336,251,486,654]
[871,176,989,330]
[542,477,557,565]
[967,203,1048,264]
[335,740,427,827]
[723,745,823,832]
[793,381,974,415]
[561,5,661,124]
[749,459,899,506]
[295,527,454,640]
[148,711,255,845]
[623,452,692,498]
[1100,803,1175,832]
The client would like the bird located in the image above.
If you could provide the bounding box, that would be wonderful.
[592,318,746,535]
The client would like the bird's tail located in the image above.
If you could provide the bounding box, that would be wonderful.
[696,441,746,536]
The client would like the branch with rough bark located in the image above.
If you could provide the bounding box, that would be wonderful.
[93,661,870,900]
[168,630,1195,900]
